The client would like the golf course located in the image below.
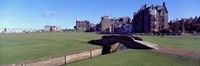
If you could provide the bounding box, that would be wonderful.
[0,32,200,66]
[0,32,102,65]
[67,49,200,66]
[67,34,200,66]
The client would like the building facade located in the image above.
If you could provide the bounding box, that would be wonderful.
[76,20,90,31]
[100,16,112,32]
[100,16,132,33]
[44,25,61,32]
[169,17,200,33]
[132,2,169,33]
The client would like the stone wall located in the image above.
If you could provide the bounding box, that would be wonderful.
[2,48,102,66]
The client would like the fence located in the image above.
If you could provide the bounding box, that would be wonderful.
[132,33,183,36]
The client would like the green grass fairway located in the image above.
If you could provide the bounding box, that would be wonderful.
[0,32,102,65]
[1,33,200,65]
[67,35,200,66]
[137,35,200,52]
[67,49,200,66]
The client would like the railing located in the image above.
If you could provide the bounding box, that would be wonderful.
[132,33,184,36]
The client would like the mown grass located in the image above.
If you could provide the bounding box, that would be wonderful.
[67,49,200,66]
[1,33,200,66]
[67,35,200,66]
[137,35,200,52]
[0,32,102,65]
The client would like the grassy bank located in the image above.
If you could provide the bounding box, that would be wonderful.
[68,49,200,66]
[0,32,102,65]
[67,35,200,66]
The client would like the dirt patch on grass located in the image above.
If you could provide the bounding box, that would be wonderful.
[156,45,200,58]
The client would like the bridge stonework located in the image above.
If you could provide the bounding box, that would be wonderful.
[89,35,158,54]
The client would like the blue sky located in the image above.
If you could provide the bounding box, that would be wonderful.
[0,0,200,29]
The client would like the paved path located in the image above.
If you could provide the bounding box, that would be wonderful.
[138,40,200,58]
[156,45,200,58]
[134,40,159,49]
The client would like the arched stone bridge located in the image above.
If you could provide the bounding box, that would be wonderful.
[88,35,158,54]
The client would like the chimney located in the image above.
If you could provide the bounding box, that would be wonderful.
[163,2,166,7]
[144,4,147,8]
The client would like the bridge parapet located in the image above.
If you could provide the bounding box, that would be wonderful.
[88,35,159,54]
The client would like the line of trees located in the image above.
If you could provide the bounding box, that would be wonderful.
[169,17,200,33]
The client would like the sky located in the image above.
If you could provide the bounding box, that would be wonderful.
[0,0,200,29]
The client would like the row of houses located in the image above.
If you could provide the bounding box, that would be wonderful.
[44,25,61,32]
[75,2,200,34]
[169,17,200,33]
[75,2,170,33]
[0,26,62,33]
[99,16,132,33]
[0,28,41,33]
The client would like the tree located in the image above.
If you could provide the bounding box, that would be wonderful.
[193,24,200,32]
[185,18,194,31]
[171,22,181,32]
[74,26,77,29]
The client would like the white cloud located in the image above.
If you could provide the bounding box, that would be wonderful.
[12,21,19,23]
[104,11,112,15]
[70,27,74,29]
[106,11,111,14]
[27,21,34,23]
[0,12,11,16]
[64,12,69,15]
[26,14,31,17]
[42,11,57,17]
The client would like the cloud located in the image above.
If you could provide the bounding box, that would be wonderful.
[106,11,111,14]
[12,21,19,23]
[0,12,11,16]
[42,11,56,17]
[25,14,31,17]
[64,12,69,15]
[104,11,111,15]
[27,21,34,23]
[5,12,11,15]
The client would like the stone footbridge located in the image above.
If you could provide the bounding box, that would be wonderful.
[89,35,158,54]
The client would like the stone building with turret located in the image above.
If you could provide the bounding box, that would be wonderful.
[132,2,169,33]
